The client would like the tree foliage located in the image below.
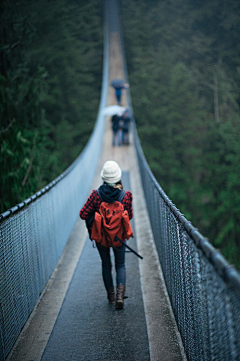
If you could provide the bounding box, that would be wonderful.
[0,0,103,212]
[120,0,240,268]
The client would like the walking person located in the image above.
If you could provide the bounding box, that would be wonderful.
[79,161,133,309]
[111,114,122,146]
[111,79,129,105]
[114,84,128,105]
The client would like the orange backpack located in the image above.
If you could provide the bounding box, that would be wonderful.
[91,200,133,248]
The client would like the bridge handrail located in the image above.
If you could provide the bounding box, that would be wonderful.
[118,0,240,290]
[118,0,240,295]
[117,0,240,358]
[128,64,240,361]
[129,99,240,361]
[133,125,240,293]
[0,7,109,224]
[0,8,109,361]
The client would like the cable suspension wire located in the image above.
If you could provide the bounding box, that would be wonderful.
[1,1,240,360]
[0,5,109,360]
[132,122,240,360]
[115,0,240,359]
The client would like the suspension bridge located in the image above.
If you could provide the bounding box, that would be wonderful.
[1,1,240,360]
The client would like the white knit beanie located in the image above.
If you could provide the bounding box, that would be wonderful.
[101,160,122,184]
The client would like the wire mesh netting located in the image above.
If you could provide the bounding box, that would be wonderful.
[1,0,240,360]
[132,121,240,361]
[0,14,109,360]
[117,0,240,353]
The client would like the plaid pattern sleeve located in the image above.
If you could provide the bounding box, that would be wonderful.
[80,189,133,220]
[79,190,101,220]
[122,191,133,220]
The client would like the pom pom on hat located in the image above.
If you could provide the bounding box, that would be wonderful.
[101,160,122,184]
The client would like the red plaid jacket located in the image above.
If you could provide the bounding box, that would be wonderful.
[80,189,133,220]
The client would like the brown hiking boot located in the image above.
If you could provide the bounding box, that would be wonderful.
[115,283,125,309]
[107,286,116,304]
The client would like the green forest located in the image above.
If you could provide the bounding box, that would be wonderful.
[120,0,240,267]
[1,0,240,269]
[0,0,103,211]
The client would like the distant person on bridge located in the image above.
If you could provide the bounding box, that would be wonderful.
[79,161,133,309]
[111,113,123,146]
[111,79,129,105]
[120,109,131,145]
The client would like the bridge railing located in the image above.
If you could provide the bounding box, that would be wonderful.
[2,1,240,360]
[132,121,240,360]
[117,1,240,359]
[0,12,109,361]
